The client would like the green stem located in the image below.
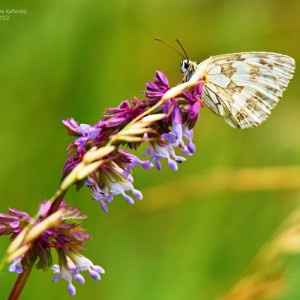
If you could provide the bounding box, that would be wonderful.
[8,261,34,300]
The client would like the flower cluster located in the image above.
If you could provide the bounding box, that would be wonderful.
[52,254,104,296]
[63,71,202,211]
[0,200,104,296]
[1,70,203,297]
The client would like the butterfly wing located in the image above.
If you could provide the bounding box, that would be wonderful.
[198,52,295,128]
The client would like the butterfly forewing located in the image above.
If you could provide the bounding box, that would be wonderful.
[197,52,295,128]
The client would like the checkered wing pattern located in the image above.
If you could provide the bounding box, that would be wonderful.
[198,52,295,128]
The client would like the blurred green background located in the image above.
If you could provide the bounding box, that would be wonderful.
[0,0,300,299]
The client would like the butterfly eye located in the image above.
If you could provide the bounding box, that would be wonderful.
[184,62,189,68]
[180,60,191,74]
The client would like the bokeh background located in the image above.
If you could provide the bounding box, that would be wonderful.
[1,0,300,299]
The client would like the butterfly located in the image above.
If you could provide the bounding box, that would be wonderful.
[180,52,295,129]
[155,39,295,129]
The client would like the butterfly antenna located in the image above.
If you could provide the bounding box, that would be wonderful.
[175,39,189,60]
[155,38,185,59]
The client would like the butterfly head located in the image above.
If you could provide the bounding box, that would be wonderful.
[180,59,198,82]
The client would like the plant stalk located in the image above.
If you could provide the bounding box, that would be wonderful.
[8,261,34,300]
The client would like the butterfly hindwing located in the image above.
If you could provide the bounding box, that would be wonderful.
[197,52,295,128]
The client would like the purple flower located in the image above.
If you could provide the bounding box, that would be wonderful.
[143,142,186,171]
[162,123,196,156]
[63,118,101,154]
[0,209,33,236]
[63,118,84,137]
[141,73,200,170]
[101,100,144,128]
[62,155,81,179]
[5,201,94,273]
[62,71,203,212]
[118,149,153,175]
[9,256,23,274]
[143,71,169,102]
[52,254,105,296]
[85,151,148,212]
[180,83,203,129]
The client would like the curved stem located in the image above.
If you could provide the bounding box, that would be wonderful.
[8,261,34,300]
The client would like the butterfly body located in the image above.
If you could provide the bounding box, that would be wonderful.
[180,52,295,129]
